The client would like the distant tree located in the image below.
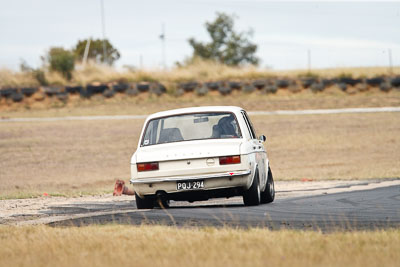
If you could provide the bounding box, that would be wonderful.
[73,39,120,65]
[19,59,49,86]
[188,12,259,66]
[46,47,75,80]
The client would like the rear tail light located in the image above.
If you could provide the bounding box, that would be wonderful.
[219,155,241,165]
[137,162,159,172]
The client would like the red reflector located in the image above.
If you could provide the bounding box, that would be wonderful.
[219,155,241,165]
[137,162,159,172]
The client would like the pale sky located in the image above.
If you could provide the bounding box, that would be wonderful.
[0,0,399,70]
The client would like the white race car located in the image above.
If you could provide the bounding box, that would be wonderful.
[130,106,275,209]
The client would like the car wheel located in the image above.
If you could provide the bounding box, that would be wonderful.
[261,167,275,204]
[135,193,154,209]
[243,170,261,206]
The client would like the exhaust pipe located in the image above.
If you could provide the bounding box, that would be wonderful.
[113,180,135,196]
[156,191,170,209]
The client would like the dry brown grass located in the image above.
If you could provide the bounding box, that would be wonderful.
[0,112,399,199]
[255,113,400,180]
[0,68,39,87]
[1,60,399,88]
[278,66,400,78]
[0,225,399,267]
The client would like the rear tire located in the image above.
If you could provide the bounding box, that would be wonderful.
[261,167,275,204]
[135,193,154,209]
[243,170,261,206]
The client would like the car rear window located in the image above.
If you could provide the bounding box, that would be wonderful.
[141,112,242,146]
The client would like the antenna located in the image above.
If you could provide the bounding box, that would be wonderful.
[100,0,107,64]
[160,23,166,70]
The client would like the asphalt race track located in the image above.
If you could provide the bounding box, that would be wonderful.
[49,184,400,231]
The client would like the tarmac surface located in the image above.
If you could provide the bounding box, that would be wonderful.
[47,180,400,231]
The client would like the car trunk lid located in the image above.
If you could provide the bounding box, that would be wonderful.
[136,139,243,163]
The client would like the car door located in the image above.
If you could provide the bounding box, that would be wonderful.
[241,111,267,189]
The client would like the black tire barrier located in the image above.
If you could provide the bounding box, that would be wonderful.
[159,83,167,94]
[310,82,325,93]
[112,83,129,93]
[87,84,108,94]
[196,85,209,96]
[391,77,400,87]
[175,88,185,96]
[206,82,220,90]
[288,84,301,93]
[229,81,241,90]
[356,83,369,92]
[137,83,150,92]
[103,89,115,98]
[263,85,278,94]
[43,86,62,96]
[366,77,384,87]
[218,86,231,95]
[322,79,334,87]
[21,87,38,97]
[79,87,92,98]
[56,92,69,102]
[126,87,139,96]
[338,77,361,86]
[5,76,400,105]
[331,78,339,84]
[180,82,199,92]
[1,88,17,98]
[242,83,256,93]
[301,78,316,88]
[150,83,166,96]
[253,80,266,90]
[33,92,46,101]
[275,79,289,88]
[380,82,392,92]
[338,83,347,91]
[11,92,24,102]
[66,86,82,94]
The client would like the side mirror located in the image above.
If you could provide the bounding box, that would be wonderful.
[259,135,266,142]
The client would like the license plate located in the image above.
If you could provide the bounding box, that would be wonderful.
[177,180,204,190]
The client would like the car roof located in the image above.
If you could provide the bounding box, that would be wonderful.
[146,106,244,120]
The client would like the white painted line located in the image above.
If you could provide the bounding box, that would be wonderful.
[248,107,400,116]
[1,114,148,122]
[1,107,400,123]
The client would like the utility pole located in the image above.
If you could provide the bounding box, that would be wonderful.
[388,48,393,75]
[159,23,166,70]
[83,38,92,66]
[307,49,311,73]
[100,0,107,64]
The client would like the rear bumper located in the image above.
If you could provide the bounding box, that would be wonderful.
[131,170,251,197]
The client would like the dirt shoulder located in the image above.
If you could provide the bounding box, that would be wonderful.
[1,89,399,118]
